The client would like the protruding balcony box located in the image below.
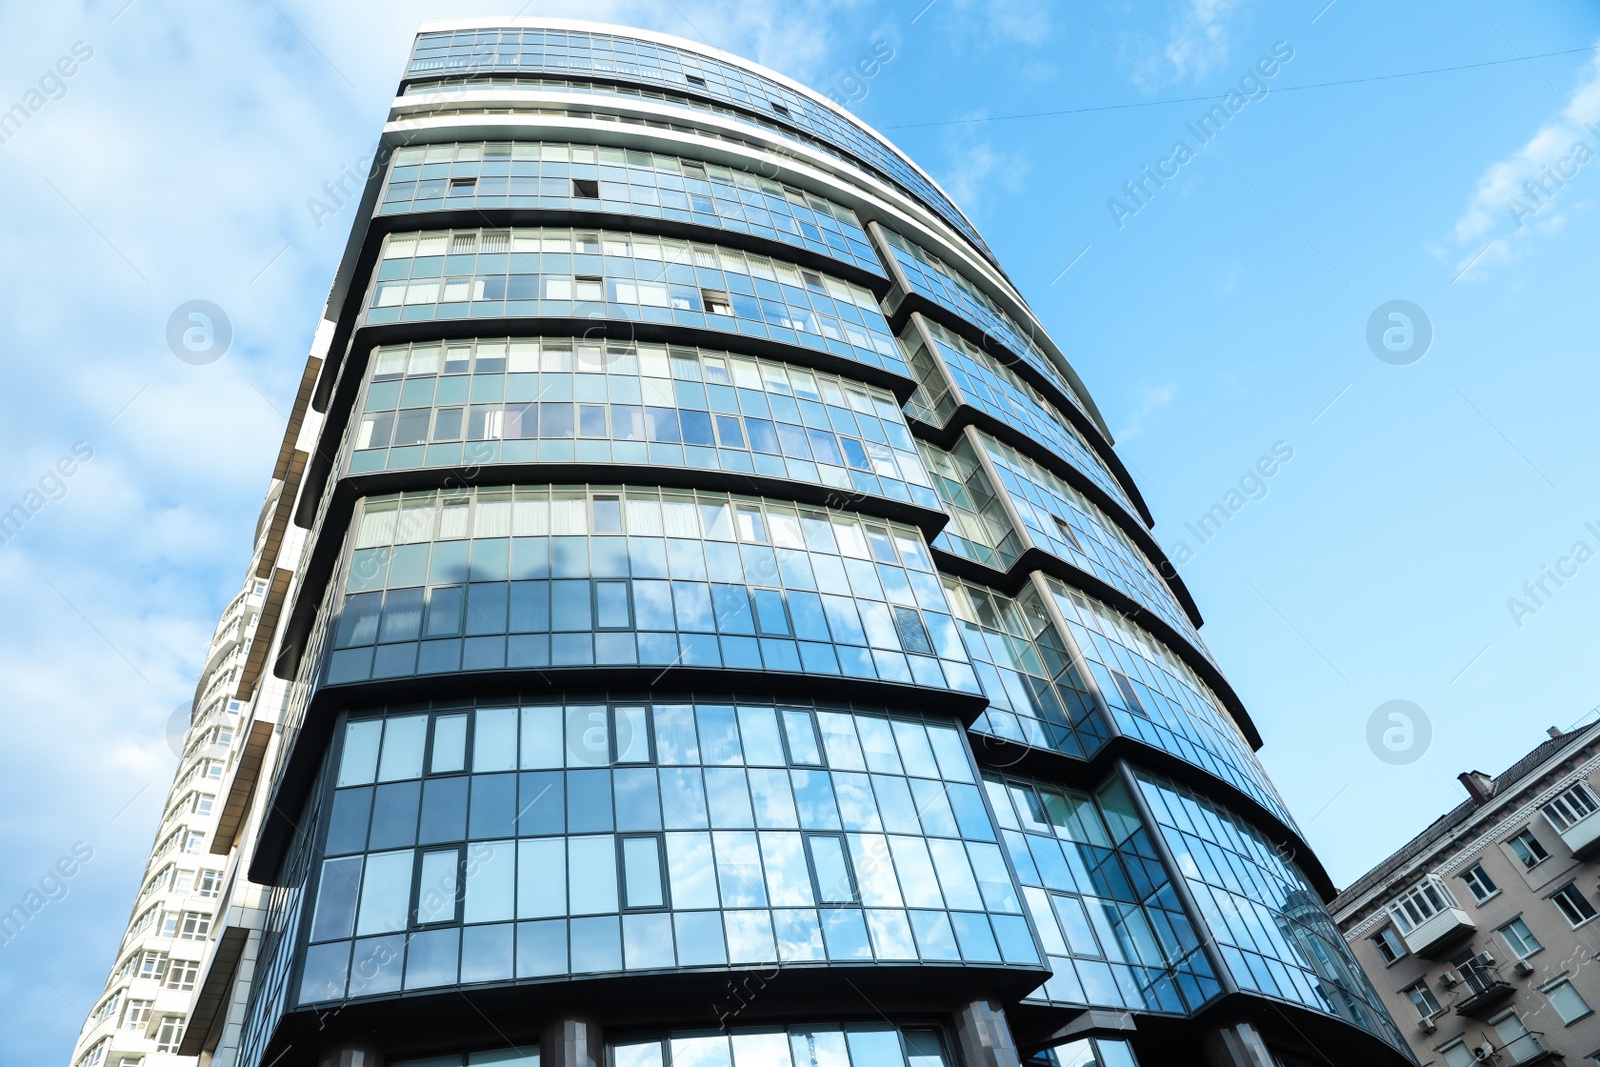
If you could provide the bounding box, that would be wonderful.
[1544,784,1600,858]
[1392,877,1475,959]
[1558,814,1600,857]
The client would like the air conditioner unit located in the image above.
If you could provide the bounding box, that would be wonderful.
[1514,959,1535,976]
[1474,1043,1496,1062]
[1478,951,1497,966]
[1440,971,1460,987]
[1418,1017,1437,1034]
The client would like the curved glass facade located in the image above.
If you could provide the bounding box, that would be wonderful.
[323,486,978,694]
[404,28,995,264]
[348,337,937,509]
[190,21,1412,1067]
[296,698,1041,1005]
[377,141,885,278]
[362,226,905,378]
[903,317,1133,518]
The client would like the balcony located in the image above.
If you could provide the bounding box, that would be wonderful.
[1393,878,1476,958]
[1451,964,1516,1017]
[1555,810,1600,858]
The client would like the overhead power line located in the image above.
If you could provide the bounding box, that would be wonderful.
[882,43,1600,130]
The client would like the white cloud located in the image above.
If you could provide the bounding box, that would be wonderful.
[1116,381,1179,440]
[933,124,1028,223]
[1448,40,1600,278]
[1162,0,1245,83]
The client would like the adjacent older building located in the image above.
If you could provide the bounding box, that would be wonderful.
[70,18,1412,1067]
[1334,719,1600,1066]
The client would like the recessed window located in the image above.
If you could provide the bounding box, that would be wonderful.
[1545,979,1594,1023]
[1372,924,1407,964]
[685,74,706,87]
[701,288,733,316]
[571,178,599,199]
[1461,862,1499,903]
[1499,918,1542,958]
[1051,514,1083,551]
[447,177,476,196]
[770,100,790,117]
[1510,828,1551,869]
[1110,671,1147,716]
[574,276,605,302]
[1553,883,1597,926]
[1404,979,1442,1019]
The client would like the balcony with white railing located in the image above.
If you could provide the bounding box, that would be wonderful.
[1543,781,1600,858]
[1390,876,1474,958]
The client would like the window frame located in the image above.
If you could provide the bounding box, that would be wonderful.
[1553,882,1599,927]
[1498,916,1543,959]
[1509,828,1551,869]
[1372,924,1407,965]
[1543,977,1595,1025]
[1461,861,1500,904]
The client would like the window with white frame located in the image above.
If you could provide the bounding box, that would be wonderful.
[195,870,222,899]
[1391,879,1456,933]
[153,1016,185,1054]
[1553,883,1597,926]
[76,1039,109,1067]
[1461,862,1499,903]
[1372,924,1407,964]
[1509,828,1551,869]
[1543,782,1600,832]
[1500,918,1542,958]
[165,958,200,991]
[119,999,152,1030]
[1545,979,1594,1023]
[177,911,211,941]
[1404,979,1443,1019]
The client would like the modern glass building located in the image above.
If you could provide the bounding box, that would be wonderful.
[69,20,1415,1067]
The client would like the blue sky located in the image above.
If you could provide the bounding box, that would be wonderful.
[2,1,1599,1062]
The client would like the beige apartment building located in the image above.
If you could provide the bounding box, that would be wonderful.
[1334,718,1600,1066]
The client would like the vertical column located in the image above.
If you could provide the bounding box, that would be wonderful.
[1114,760,1237,998]
[952,997,1023,1067]
[1200,1021,1276,1067]
[319,1036,383,1067]
[542,1012,604,1067]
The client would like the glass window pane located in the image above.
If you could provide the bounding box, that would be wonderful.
[474,707,518,771]
[339,720,383,786]
[417,849,460,923]
[666,832,720,908]
[808,835,854,904]
[464,839,515,923]
[310,857,363,942]
[517,839,566,919]
[378,715,428,781]
[356,850,414,935]
[624,837,665,908]
[520,705,563,768]
[616,706,651,763]
[568,836,619,914]
[431,714,468,773]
